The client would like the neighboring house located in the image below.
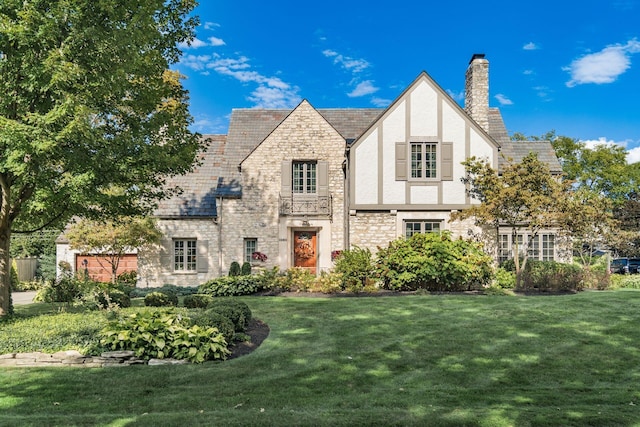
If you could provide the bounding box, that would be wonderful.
[57,54,566,287]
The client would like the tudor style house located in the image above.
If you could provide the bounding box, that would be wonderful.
[57,54,564,286]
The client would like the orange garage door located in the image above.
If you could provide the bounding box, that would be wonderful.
[76,254,137,283]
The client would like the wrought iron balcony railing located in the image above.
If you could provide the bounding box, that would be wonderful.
[279,194,332,216]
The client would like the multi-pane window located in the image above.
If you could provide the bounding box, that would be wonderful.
[244,238,257,263]
[174,239,196,271]
[498,234,510,264]
[410,143,437,179]
[293,161,317,194]
[499,233,556,263]
[542,234,555,261]
[405,220,441,238]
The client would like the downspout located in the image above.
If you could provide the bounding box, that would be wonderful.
[217,196,223,276]
[344,145,351,249]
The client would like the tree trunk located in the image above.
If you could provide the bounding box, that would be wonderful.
[0,225,12,316]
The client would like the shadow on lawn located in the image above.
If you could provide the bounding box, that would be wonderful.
[2,294,640,425]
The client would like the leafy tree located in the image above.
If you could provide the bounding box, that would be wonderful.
[560,188,619,265]
[66,217,162,284]
[0,1,202,315]
[452,153,569,288]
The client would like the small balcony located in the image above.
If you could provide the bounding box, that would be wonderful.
[279,194,332,216]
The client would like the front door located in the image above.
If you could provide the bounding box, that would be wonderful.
[293,231,317,274]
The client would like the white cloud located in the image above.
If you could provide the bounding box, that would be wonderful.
[180,54,212,71]
[371,97,391,107]
[494,94,513,105]
[322,49,369,73]
[523,42,539,50]
[627,146,640,164]
[203,55,301,108]
[348,80,379,98]
[248,85,301,109]
[178,38,208,49]
[579,137,640,163]
[565,38,640,87]
[208,36,226,47]
[203,22,220,30]
[523,69,535,75]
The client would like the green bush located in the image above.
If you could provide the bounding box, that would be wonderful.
[609,274,640,290]
[199,275,265,297]
[376,232,493,291]
[274,267,316,292]
[311,271,343,294]
[99,309,230,363]
[183,294,214,309]
[144,291,178,307]
[519,261,583,292]
[206,300,252,332]
[229,261,241,277]
[130,285,198,299]
[96,288,131,309]
[35,276,84,304]
[9,261,19,292]
[189,309,236,342]
[116,270,137,286]
[241,262,252,276]
[334,246,375,292]
[493,267,515,289]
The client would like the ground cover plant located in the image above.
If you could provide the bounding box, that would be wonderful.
[2,291,640,425]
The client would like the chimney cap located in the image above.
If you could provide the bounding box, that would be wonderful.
[469,53,486,64]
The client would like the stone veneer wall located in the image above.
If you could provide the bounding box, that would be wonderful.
[349,212,397,252]
[222,101,347,272]
[137,218,220,287]
[464,55,489,133]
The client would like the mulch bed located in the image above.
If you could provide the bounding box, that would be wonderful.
[228,319,270,359]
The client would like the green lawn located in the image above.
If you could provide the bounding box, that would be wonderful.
[2,291,640,426]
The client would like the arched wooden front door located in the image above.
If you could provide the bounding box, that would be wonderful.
[293,231,317,274]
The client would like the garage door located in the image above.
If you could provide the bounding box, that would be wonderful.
[75,254,137,283]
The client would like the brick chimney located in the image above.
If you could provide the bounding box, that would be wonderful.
[464,53,489,133]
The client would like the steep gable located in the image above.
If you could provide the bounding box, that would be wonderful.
[349,71,499,209]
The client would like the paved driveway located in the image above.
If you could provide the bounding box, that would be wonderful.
[12,291,36,305]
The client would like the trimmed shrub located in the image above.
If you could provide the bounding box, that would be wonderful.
[144,291,178,307]
[241,262,252,276]
[9,261,19,292]
[229,261,241,277]
[519,261,583,292]
[376,232,493,291]
[99,309,230,363]
[189,309,236,342]
[206,300,252,332]
[333,246,375,293]
[199,275,265,297]
[183,294,214,309]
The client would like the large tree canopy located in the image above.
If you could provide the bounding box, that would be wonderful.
[0,0,203,315]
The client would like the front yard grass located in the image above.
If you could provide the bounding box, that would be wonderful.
[2,290,640,426]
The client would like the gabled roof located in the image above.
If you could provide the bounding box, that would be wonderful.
[154,134,226,218]
[218,107,382,197]
[488,108,562,174]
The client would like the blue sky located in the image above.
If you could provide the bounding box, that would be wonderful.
[174,1,640,161]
